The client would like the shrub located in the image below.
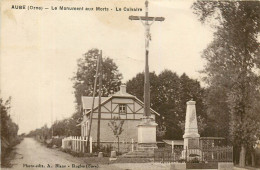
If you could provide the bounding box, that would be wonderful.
[189,157,200,163]
[61,148,96,157]
[52,137,62,147]
[92,143,113,157]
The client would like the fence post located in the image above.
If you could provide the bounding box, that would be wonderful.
[232,146,233,162]
[68,137,69,150]
[62,138,64,149]
[90,137,92,153]
[82,136,85,153]
[71,137,73,151]
[79,136,81,152]
[202,147,204,162]
[66,137,68,149]
[77,136,79,152]
[73,136,75,151]
[185,146,188,162]
[79,136,82,152]
[76,136,79,152]
[83,136,85,153]
[172,141,174,154]
[74,136,76,152]
[70,137,72,151]
[81,136,83,153]
[131,139,134,152]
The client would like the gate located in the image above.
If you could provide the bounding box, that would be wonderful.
[154,146,233,163]
[154,148,183,163]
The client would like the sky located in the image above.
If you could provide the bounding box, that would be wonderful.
[1,0,213,134]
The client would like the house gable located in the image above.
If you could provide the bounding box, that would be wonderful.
[82,95,159,120]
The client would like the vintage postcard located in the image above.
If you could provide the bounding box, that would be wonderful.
[1,0,260,169]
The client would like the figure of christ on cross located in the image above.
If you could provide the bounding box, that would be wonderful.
[129,0,165,118]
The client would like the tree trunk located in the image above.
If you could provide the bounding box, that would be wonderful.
[117,136,119,153]
[251,151,255,167]
[239,145,246,167]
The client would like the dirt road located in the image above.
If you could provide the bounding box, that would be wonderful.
[6,138,248,170]
[4,138,120,170]
[5,138,168,170]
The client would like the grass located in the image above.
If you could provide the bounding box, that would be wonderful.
[83,157,152,164]
[235,165,260,170]
[112,157,152,163]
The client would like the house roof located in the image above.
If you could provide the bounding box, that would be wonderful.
[163,140,184,146]
[81,85,160,116]
[199,137,225,140]
[82,97,109,110]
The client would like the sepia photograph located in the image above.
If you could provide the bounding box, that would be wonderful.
[1,0,260,169]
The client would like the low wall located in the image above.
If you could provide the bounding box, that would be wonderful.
[168,162,233,170]
[218,162,234,170]
[170,163,186,170]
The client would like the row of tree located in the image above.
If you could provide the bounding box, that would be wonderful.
[27,112,81,138]
[192,1,260,167]
[1,97,21,167]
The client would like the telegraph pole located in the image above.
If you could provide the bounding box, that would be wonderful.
[129,0,164,118]
[97,50,102,150]
[86,51,100,151]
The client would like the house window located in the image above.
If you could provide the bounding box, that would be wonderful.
[119,104,126,114]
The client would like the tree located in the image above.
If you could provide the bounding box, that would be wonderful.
[202,86,230,140]
[156,70,182,140]
[192,1,260,167]
[108,116,124,153]
[0,97,19,143]
[72,48,123,106]
[1,97,20,167]
[126,70,207,140]
[126,72,159,106]
[50,112,81,137]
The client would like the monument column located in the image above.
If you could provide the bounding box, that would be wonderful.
[183,100,201,158]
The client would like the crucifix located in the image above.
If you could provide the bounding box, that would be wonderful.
[129,0,164,119]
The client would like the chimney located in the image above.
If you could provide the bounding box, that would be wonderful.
[120,84,127,94]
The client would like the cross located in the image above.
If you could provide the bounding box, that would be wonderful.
[129,0,165,118]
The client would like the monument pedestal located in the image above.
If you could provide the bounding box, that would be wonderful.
[137,118,158,150]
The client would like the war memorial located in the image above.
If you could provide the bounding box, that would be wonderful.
[3,0,260,169]
[61,1,235,169]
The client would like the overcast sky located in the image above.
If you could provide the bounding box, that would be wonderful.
[1,0,213,134]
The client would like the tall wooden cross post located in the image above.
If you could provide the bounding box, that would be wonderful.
[129,0,164,118]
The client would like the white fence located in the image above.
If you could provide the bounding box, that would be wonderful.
[111,138,136,153]
[62,137,137,154]
[91,138,137,153]
[62,136,92,153]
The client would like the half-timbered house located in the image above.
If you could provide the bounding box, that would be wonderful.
[80,84,160,143]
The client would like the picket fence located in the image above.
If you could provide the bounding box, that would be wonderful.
[99,138,137,153]
[62,136,92,153]
[62,136,137,153]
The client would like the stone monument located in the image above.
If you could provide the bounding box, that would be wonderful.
[182,100,201,158]
[128,0,165,150]
[137,118,158,150]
